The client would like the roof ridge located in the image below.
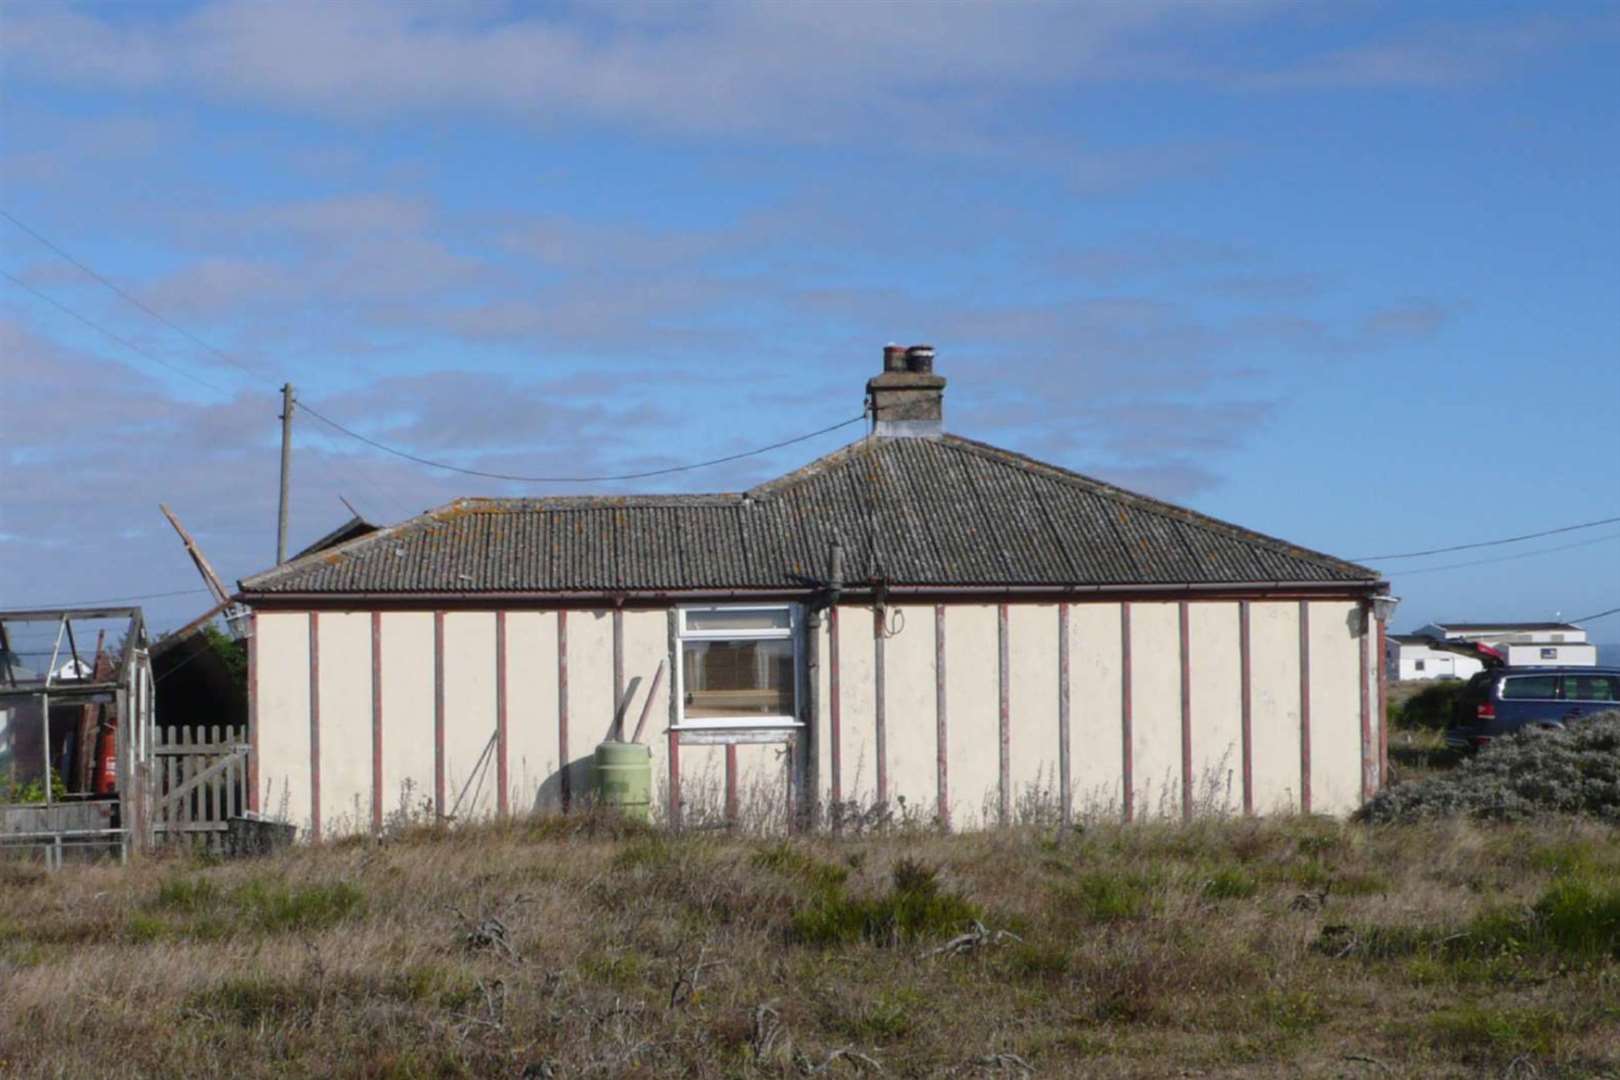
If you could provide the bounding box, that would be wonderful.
[935,434,1375,579]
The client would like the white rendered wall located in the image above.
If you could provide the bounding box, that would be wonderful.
[567,610,615,802]
[1128,602,1183,819]
[503,611,557,814]
[441,612,498,821]
[255,612,311,831]
[316,612,372,835]
[1187,602,1243,815]
[1309,601,1363,816]
[943,604,999,828]
[1068,602,1124,818]
[622,610,673,818]
[378,612,434,822]
[834,606,879,807]
[883,604,937,821]
[1248,601,1303,813]
[252,593,1380,838]
[1007,604,1060,819]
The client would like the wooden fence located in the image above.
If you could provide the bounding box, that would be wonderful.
[154,724,250,850]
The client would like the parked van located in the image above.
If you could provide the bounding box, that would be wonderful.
[1445,667,1620,750]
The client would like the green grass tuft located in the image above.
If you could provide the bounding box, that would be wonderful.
[790,857,980,946]
[1053,870,1156,921]
[1201,867,1258,900]
[236,879,365,933]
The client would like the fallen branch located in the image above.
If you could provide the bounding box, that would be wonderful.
[926,920,1023,958]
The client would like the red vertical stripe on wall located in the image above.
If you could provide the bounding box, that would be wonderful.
[433,611,446,818]
[1359,605,1373,804]
[496,611,509,817]
[934,604,949,829]
[1239,600,1254,816]
[308,611,321,842]
[247,610,259,813]
[1057,603,1071,827]
[997,603,1010,827]
[1120,602,1134,823]
[1298,600,1312,814]
[1179,601,1193,822]
[873,606,888,807]
[725,743,739,824]
[558,610,570,811]
[371,611,383,835]
[828,606,842,813]
[667,725,682,829]
[612,608,624,741]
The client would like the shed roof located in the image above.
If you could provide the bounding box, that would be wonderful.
[239,434,1379,597]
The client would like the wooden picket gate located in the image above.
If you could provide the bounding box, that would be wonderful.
[154,724,250,851]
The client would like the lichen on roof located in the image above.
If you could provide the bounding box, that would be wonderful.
[240,434,1379,596]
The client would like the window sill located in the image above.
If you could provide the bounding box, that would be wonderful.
[671,718,804,732]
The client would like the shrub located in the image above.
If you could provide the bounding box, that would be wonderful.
[1359,713,1620,823]
[1394,680,1470,731]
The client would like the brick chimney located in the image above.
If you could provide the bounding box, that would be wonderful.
[867,344,945,437]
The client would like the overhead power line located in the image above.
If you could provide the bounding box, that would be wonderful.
[1,269,231,395]
[1571,604,1620,625]
[1385,530,1620,578]
[296,398,867,483]
[2,587,211,610]
[1354,513,1620,561]
[10,207,1614,556]
[4,208,872,486]
[1,208,261,379]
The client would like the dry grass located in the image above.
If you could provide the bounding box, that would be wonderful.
[3,813,1620,1078]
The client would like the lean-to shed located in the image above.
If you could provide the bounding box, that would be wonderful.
[239,346,1391,836]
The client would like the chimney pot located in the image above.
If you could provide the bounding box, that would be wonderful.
[904,344,935,373]
[866,343,945,438]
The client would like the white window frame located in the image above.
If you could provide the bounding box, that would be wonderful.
[672,604,804,731]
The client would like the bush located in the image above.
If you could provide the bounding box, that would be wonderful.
[1358,713,1620,823]
[1393,680,1470,731]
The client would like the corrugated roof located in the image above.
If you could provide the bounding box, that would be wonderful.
[240,434,1379,595]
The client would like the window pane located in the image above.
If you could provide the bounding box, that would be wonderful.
[1501,676,1558,700]
[685,608,791,633]
[682,639,795,718]
[1562,675,1619,703]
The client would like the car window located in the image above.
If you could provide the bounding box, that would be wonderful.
[1501,675,1559,700]
[1560,675,1620,703]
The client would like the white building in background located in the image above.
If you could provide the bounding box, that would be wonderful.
[1387,634,1486,682]
[1408,622,1596,671]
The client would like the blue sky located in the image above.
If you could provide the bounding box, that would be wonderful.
[2,1,1617,638]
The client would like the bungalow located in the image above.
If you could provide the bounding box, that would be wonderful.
[238,346,1393,836]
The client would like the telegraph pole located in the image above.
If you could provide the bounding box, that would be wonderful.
[276,383,294,564]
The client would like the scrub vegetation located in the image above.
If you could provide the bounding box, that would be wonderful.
[1364,712,1620,824]
[4,811,1620,1077]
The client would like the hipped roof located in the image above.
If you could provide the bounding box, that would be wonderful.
[240,435,1379,597]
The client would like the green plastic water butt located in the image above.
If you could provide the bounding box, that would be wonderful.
[593,740,653,820]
